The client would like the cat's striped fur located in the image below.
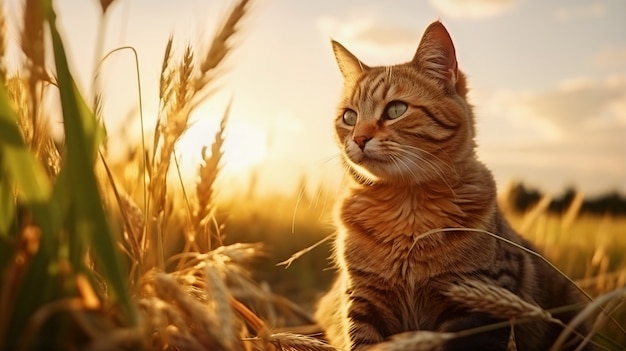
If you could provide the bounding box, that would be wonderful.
[315,21,590,351]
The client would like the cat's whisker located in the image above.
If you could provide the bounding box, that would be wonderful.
[401,144,459,180]
[391,154,423,186]
[388,146,458,198]
[386,154,415,185]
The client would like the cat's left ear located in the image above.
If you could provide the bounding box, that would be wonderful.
[412,21,458,89]
[331,40,370,82]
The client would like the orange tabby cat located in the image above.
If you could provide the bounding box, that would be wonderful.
[315,21,589,351]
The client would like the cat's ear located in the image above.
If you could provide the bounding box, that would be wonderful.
[331,40,369,82]
[412,21,458,88]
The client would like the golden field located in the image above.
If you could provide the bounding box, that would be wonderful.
[0,0,624,350]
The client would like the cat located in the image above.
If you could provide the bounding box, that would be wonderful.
[314,21,590,351]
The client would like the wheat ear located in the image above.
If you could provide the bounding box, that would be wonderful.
[204,264,240,351]
[444,278,555,322]
[21,0,45,75]
[158,35,174,102]
[193,102,229,247]
[152,272,224,350]
[412,227,626,337]
[192,0,251,106]
[256,332,336,351]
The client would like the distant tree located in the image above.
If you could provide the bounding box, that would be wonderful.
[582,191,626,216]
[504,182,626,217]
[548,186,577,214]
[506,182,542,213]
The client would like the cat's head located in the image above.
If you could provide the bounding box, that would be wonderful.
[332,21,476,185]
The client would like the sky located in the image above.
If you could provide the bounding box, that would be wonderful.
[4,0,626,197]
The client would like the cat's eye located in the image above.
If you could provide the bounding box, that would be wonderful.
[385,101,408,120]
[343,109,358,126]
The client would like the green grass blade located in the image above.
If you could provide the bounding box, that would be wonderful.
[0,170,15,236]
[40,0,136,324]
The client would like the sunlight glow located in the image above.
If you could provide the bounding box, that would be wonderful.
[175,117,268,181]
[222,122,268,173]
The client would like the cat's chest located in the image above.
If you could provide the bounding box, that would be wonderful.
[341,187,464,238]
[338,188,467,282]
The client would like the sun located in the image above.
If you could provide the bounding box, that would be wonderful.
[175,117,268,180]
[221,121,268,173]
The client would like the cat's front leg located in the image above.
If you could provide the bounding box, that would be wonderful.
[345,285,401,350]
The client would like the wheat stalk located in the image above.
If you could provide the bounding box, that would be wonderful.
[145,0,250,269]
[159,35,174,102]
[98,0,116,15]
[21,0,45,77]
[8,77,32,143]
[173,45,194,117]
[150,44,195,218]
[20,0,48,148]
[205,264,240,351]
[194,111,227,221]
[278,233,335,268]
[258,332,336,351]
[169,243,264,272]
[138,295,200,351]
[193,103,229,242]
[7,75,61,180]
[507,321,517,351]
[0,1,7,82]
[550,286,626,351]
[443,278,555,322]
[192,0,251,107]
[152,272,232,350]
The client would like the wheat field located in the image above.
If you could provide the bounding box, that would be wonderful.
[0,0,624,350]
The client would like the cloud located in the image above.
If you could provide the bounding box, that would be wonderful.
[592,46,626,68]
[316,16,418,47]
[554,3,606,21]
[471,89,562,143]
[473,75,626,194]
[522,75,626,134]
[475,74,626,140]
[428,0,519,19]
[316,16,422,64]
[351,23,419,47]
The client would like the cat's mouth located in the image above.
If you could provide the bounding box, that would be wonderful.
[349,149,393,170]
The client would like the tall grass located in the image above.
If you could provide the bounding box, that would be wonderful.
[0,0,624,350]
[0,2,132,350]
[0,0,319,350]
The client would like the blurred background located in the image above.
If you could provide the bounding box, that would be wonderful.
[5,0,625,297]
[4,0,625,198]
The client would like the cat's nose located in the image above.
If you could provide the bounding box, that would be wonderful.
[353,135,372,150]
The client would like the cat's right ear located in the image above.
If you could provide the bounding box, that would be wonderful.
[412,21,458,89]
[331,40,369,82]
